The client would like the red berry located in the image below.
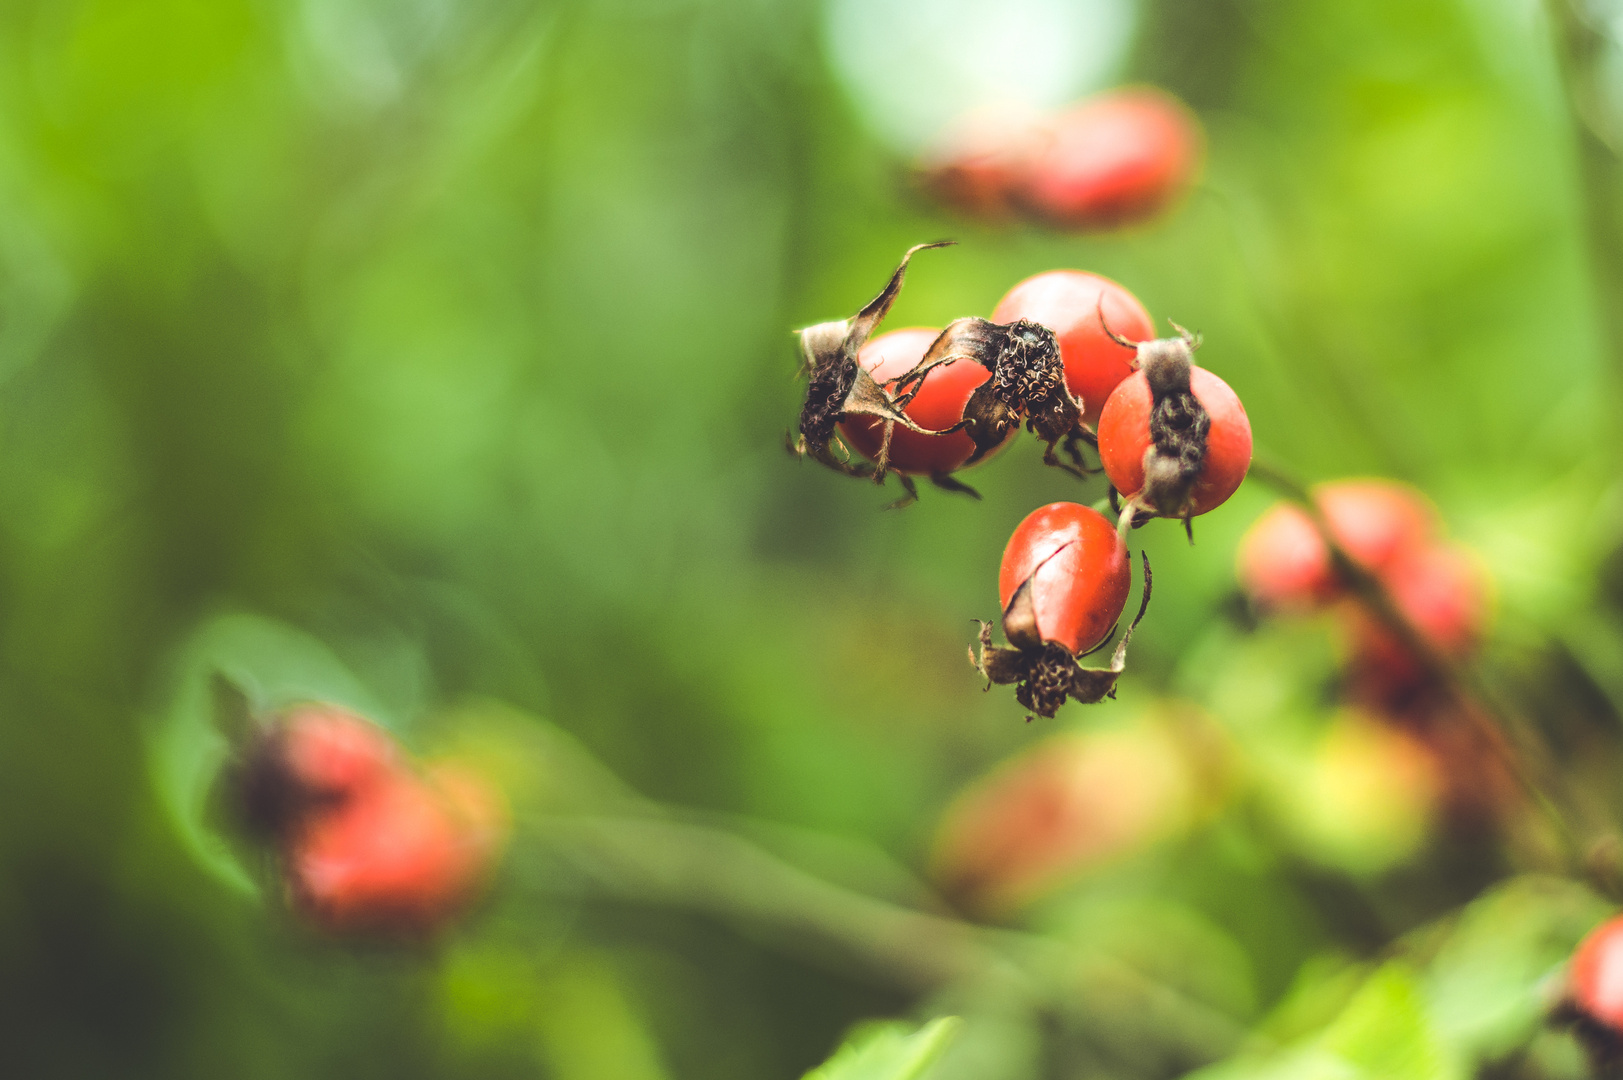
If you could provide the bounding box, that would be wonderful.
[1017,88,1202,231]
[991,271,1154,426]
[932,722,1199,913]
[1345,542,1490,693]
[1098,362,1251,521]
[279,706,397,796]
[839,327,1011,475]
[1319,481,1438,572]
[999,503,1131,656]
[288,763,506,936]
[1236,480,1438,611]
[1235,502,1338,612]
[1570,915,1623,1032]
[917,106,1048,221]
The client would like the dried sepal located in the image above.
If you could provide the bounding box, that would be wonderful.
[970,551,1153,720]
[915,316,1095,478]
[791,242,958,486]
[1100,308,1209,534]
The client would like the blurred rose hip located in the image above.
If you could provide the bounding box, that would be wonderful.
[279,705,397,796]
[933,717,1210,914]
[288,761,506,936]
[1266,711,1441,873]
[1236,480,1438,611]
[916,106,1049,220]
[234,705,508,937]
[1344,541,1491,697]
[1017,88,1202,231]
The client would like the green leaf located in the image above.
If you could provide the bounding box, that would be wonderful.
[1186,875,1609,1080]
[1318,963,1461,1080]
[1423,876,1611,1063]
[803,1017,962,1080]
[1186,964,1460,1080]
[143,612,393,895]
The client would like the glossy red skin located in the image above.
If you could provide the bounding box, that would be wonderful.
[998,503,1131,655]
[1236,481,1438,611]
[280,706,397,796]
[839,327,1010,475]
[289,765,502,935]
[1345,542,1489,691]
[1571,915,1623,1030]
[991,271,1153,426]
[1018,88,1202,231]
[1097,366,1252,517]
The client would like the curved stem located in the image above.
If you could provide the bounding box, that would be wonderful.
[521,812,1250,1058]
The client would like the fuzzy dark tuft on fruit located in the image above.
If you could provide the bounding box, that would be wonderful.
[971,546,1152,720]
[1097,313,1252,539]
[791,243,960,494]
[918,315,1096,478]
[1113,319,1205,525]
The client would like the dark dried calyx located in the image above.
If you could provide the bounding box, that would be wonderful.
[1126,327,1210,533]
[970,547,1152,720]
[790,242,964,505]
[921,317,1095,477]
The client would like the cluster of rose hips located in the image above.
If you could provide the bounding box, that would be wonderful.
[791,246,1253,718]
[917,88,1202,232]
[1235,481,1505,817]
[230,704,507,936]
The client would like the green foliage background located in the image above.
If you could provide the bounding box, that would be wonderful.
[2,0,1623,1078]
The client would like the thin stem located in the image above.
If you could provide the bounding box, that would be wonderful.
[522,812,1250,1058]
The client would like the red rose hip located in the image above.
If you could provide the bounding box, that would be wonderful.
[1236,480,1438,611]
[992,271,1154,426]
[1097,329,1252,528]
[973,503,1151,719]
[289,764,505,935]
[839,327,1011,477]
[1018,88,1203,231]
[999,503,1131,656]
[1319,481,1438,572]
[917,106,1049,221]
[1344,541,1490,696]
[279,705,398,796]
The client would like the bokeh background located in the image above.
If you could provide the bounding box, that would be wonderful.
[6,0,1623,1077]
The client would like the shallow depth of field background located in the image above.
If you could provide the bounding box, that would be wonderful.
[3,0,1623,1078]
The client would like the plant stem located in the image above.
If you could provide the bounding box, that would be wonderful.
[523,812,1250,1059]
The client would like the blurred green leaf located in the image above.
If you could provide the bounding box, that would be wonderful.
[1188,875,1610,1080]
[803,1017,962,1080]
[1188,963,1457,1080]
[1423,876,1610,1063]
[1318,963,1460,1080]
